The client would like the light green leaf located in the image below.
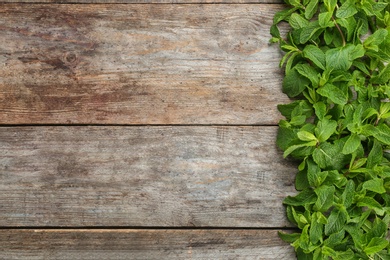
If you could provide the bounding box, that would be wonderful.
[289,13,309,29]
[364,28,389,49]
[324,209,347,235]
[283,141,317,158]
[317,83,348,105]
[283,188,317,206]
[297,131,317,142]
[364,237,389,255]
[342,180,355,208]
[315,118,337,142]
[309,211,323,244]
[314,185,335,212]
[324,0,337,12]
[326,47,351,71]
[303,45,326,70]
[319,11,334,28]
[374,124,390,145]
[336,0,358,18]
[278,231,301,243]
[313,102,326,119]
[363,178,386,194]
[342,134,360,154]
[367,140,382,169]
[357,197,385,215]
[305,0,319,20]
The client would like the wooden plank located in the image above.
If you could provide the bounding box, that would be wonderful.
[0,229,296,259]
[0,4,288,125]
[0,126,297,227]
[0,0,284,4]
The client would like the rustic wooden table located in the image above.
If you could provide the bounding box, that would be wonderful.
[0,1,298,259]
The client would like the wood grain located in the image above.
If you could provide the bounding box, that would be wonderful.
[1,229,296,259]
[0,0,284,4]
[0,126,297,227]
[0,4,288,125]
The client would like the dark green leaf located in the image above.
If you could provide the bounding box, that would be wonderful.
[283,68,310,97]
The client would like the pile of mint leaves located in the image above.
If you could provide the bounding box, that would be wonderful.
[270,0,390,258]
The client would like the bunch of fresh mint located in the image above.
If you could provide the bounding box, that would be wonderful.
[271,0,390,258]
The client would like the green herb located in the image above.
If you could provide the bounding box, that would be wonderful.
[271,0,390,258]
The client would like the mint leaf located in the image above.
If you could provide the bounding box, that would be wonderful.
[314,185,335,212]
[342,133,360,154]
[283,68,310,97]
[283,188,317,206]
[325,209,347,235]
[336,0,357,19]
[363,178,386,194]
[317,83,348,105]
[364,237,389,255]
[315,118,337,142]
[303,45,326,70]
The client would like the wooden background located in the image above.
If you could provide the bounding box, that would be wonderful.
[0,1,299,259]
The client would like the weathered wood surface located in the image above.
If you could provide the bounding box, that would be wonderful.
[0,126,296,227]
[0,4,288,125]
[0,229,296,259]
[0,0,284,4]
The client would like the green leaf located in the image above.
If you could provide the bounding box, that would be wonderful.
[336,0,358,19]
[278,231,301,243]
[364,28,388,49]
[374,124,390,145]
[313,140,349,170]
[324,229,345,247]
[317,83,348,105]
[363,178,386,194]
[324,0,337,12]
[307,158,328,187]
[296,169,310,191]
[283,141,317,158]
[342,134,360,154]
[313,185,335,212]
[315,118,337,142]
[305,0,319,20]
[300,21,322,44]
[303,45,326,70]
[319,11,334,28]
[295,63,319,87]
[364,237,389,255]
[367,140,382,169]
[357,197,385,215]
[342,180,355,208]
[283,188,317,206]
[290,13,309,29]
[297,131,317,142]
[313,102,326,120]
[324,209,347,235]
[309,212,323,244]
[325,47,351,71]
[283,68,310,97]
[371,64,390,84]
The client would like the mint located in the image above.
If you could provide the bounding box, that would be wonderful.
[271,0,390,258]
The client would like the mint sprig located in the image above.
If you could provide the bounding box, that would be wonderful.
[271,0,390,258]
